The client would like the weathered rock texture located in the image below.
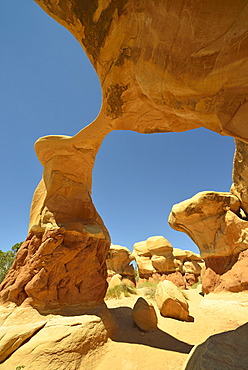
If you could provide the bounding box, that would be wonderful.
[133,236,203,288]
[155,280,190,321]
[183,322,248,370]
[106,244,135,284]
[169,191,248,293]
[203,249,248,294]
[34,0,248,140]
[1,0,248,308]
[0,228,109,311]
[132,297,157,331]
[0,304,114,369]
[231,139,248,215]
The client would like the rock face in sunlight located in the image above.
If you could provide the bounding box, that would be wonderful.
[34,0,248,140]
[155,280,190,321]
[132,236,204,288]
[169,191,248,293]
[0,304,114,368]
[183,322,248,370]
[132,297,157,331]
[106,244,135,285]
[0,135,111,310]
[1,0,248,311]
[231,139,248,214]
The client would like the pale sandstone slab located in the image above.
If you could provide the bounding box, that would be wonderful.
[132,297,157,331]
[183,322,248,370]
[0,304,114,369]
[155,281,189,321]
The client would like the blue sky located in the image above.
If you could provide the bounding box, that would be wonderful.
[1,1,235,253]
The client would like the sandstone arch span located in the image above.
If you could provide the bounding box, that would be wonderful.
[1,0,248,311]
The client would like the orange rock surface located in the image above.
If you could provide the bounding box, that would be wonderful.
[1,0,248,309]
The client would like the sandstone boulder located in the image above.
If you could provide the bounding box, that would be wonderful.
[164,272,186,290]
[132,241,150,257]
[169,192,245,269]
[132,297,157,331]
[132,236,176,277]
[155,281,190,321]
[106,244,135,285]
[184,273,197,287]
[172,249,189,261]
[151,255,175,273]
[146,236,173,255]
[0,304,114,369]
[135,256,155,276]
[183,261,202,275]
[215,249,248,293]
[202,268,220,294]
[183,322,248,370]
[173,258,184,272]
[106,244,134,275]
[108,274,123,290]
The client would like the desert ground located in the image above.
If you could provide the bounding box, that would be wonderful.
[83,288,248,370]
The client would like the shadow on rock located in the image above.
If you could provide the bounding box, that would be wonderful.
[183,321,248,370]
[109,306,193,354]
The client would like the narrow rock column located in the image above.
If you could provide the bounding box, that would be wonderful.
[0,116,113,312]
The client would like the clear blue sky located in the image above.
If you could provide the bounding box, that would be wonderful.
[1,1,235,253]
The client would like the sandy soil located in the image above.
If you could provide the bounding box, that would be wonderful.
[84,288,248,370]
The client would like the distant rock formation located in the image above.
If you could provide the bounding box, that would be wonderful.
[169,191,248,293]
[131,236,203,288]
[106,244,135,285]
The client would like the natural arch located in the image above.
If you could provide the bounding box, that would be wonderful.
[1,0,248,311]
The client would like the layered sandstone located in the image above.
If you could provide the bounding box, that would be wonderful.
[183,322,248,370]
[1,0,248,310]
[155,280,190,321]
[0,304,114,368]
[132,236,203,288]
[34,0,248,141]
[106,244,135,284]
[169,191,248,293]
[231,139,248,215]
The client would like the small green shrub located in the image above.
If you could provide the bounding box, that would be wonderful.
[0,242,23,283]
[16,366,25,370]
[105,283,136,300]
[137,281,159,299]
[191,277,202,289]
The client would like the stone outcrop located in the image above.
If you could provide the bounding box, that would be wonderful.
[34,0,248,141]
[1,0,248,310]
[133,236,203,288]
[155,280,190,321]
[0,228,109,312]
[203,249,248,294]
[169,191,248,293]
[132,297,157,331]
[231,139,248,215]
[106,244,135,284]
[0,303,115,368]
[183,322,248,370]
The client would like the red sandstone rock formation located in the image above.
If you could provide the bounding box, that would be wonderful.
[1,0,248,309]
[169,191,248,293]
